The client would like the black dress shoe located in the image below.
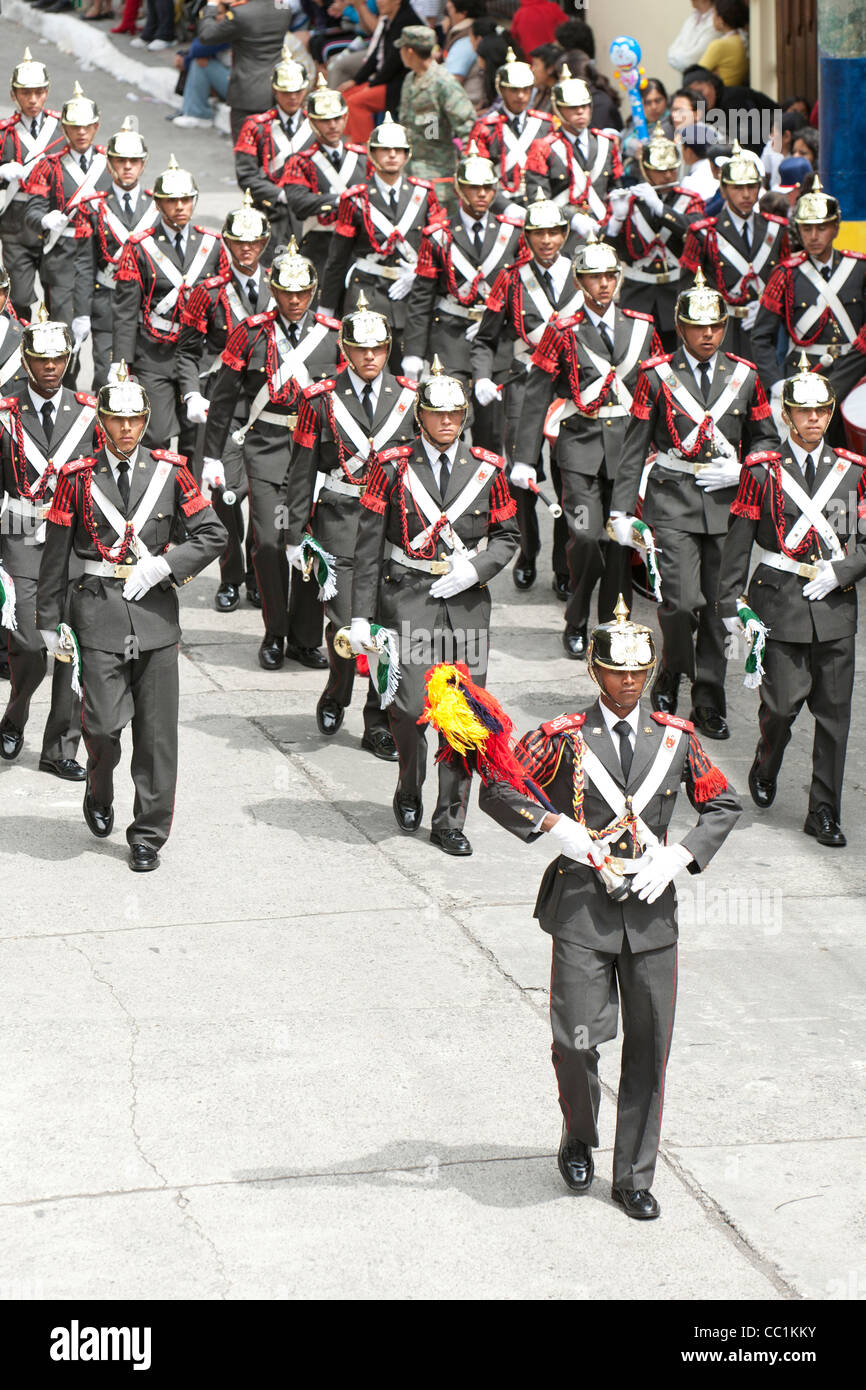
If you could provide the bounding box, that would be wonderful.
[284,640,328,669]
[562,625,587,659]
[0,722,23,760]
[690,706,729,740]
[429,828,472,856]
[393,791,422,833]
[258,634,284,670]
[512,555,536,590]
[552,572,570,601]
[245,579,261,609]
[129,843,160,873]
[748,756,776,809]
[361,728,398,761]
[83,789,114,838]
[611,1186,660,1220]
[39,756,86,781]
[804,804,847,847]
[558,1129,594,1193]
[316,698,344,735]
[214,583,240,613]
[651,668,680,715]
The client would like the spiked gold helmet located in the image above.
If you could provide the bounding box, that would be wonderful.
[307,72,347,120]
[524,186,569,232]
[572,229,620,279]
[793,175,840,225]
[456,139,497,187]
[11,47,49,91]
[368,111,411,156]
[153,153,197,201]
[552,63,592,113]
[21,304,74,372]
[339,290,391,353]
[495,47,534,95]
[97,359,150,423]
[272,56,308,94]
[61,80,99,127]
[107,116,147,162]
[269,235,318,295]
[223,189,270,243]
[639,122,681,178]
[587,595,657,679]
[719,139,762,187]
[782,349,835,415]
[676,267,728,326]
[414,355,469,434]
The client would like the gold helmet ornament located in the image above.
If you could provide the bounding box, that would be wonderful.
[718,139,762,187]
[153,154,197,201]
[456,139,497,187]
[793,175,840,225]
[339,290,391,353]
[12,47,49,91]
[552,63,592,113]
[269,235,318,295]
[107,115,147,162]
[61,80,99,127]
[524,186,569,232]
[639,122,681,178]
[21,303,74,370]
[676,267,728,325]
[97,359,150,423]
[782,349,836,415]
[307,72,347,120]
[368,111,411,162]
[587,595,657,680]
[414,355,469,435]
[495,47,534,95]
[223,188,270,243]
[272,56,308,94]
[572,229,620,279]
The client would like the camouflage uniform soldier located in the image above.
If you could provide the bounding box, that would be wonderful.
[395,26,476,214]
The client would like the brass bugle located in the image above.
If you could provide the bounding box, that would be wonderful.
[333,626,355,659]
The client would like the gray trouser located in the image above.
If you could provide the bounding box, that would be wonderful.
[322,553,389,736]
[1,573,80,760]
[651,525,727,712]
[80,642,179,850]
[560,470,632,631]
[550,934,678,1190]
[247,472,322,645]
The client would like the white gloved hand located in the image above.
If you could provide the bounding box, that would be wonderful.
[41,209,66,232]
[401,355,424,381]
[185,391,210,425]
[40,628,62,655]
[429,552,479,599]
[570,211,597,237]
[0,161,26,182]
[286,541,305,573]
[509,462,537,491]
[695,460,741,492]
[608,188,631,220]
[741,299,760,331]
[632,182,664,216]
[201,457,223,494]
[608,512,637,546]
[465,318,482,341]
[277,188,287,204]
[107,361,126,384]
[548,814,606,868]
[631,842,692,904]
[722,614,745,637]
[474,377,499,407]
[502,202,526,222]
[387,265,415,301]
[70,315,91,347]
[348,616,375,654]
[803,559,840,601]
[123,554,172,602]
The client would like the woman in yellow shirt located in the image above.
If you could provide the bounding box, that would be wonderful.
[699,0,749,87]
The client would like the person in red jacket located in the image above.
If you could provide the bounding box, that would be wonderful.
[510,0,568,57]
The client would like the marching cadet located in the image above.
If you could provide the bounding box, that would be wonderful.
[469,48,553,208]
[281,75,367,278]
[23,82,111,363]
[320,113,442,349]
[609,271,776,739]
[680,142,789,359]
[89,119,156,392]
[0,308,99,779]
[512,236,662,657]
[284,295,416,759]
[37,367,226,873]
[751,179,866,429]
[478,600,740,1219]
[0,49,65,322]
[234,55,313,251]
[605,123,705,351]
[524,66,621,242]
[203,241,338,671]
[177,191,272,614]
[0,264,26,394]
[111,155,227,452]
[718,356,866,847]
[401,142,524,449]
[471,190,583,592]
[349,358,519,855]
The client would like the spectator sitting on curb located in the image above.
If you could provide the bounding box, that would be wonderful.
[170,38,232,130]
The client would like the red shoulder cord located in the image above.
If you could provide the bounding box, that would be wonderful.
[494,117,523,195]
[397,458,448,559]
[264,321,299,406]
[784,268,830,345]
[706,226,757,305]
[563,331,618,415]
[322,391,372,487]
[9,409,54,502]
[768,458,833,560]
[81,470,135,562]
[440,232,485,306]
[660,380,718,460]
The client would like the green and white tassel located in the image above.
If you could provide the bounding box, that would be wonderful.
[299,535,338,601]
[57,622,83,698]
[737,598,768,689]
[367,623,400,709]
[632,518,663,603]
[0,564,17,631]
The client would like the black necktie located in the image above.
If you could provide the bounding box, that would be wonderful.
[287,322,299,347]
[472,220,484,259]
[388,187,398,220]
[246,277,258,309]
[614,720,633,782]
[117,458,130,509]
[804,452,817,491]
[123,192,133,219]
[80,152,89,173]
[699,361,711,403]
[328,148,342,171]
[573,136,588,168]
[598,321,614,357]
[511,116,522,137]
[31,118,39,139]
[822,264,832,283]
[361,383,374,424]
[540,268,556,304]
[174,230,184,261]
[40,401,54,442]
[284,116,294,138]
[740,219,752,258]
[437,451,450,502]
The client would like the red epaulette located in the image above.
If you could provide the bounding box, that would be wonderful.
[644,353,673,369]
[557,311,583,329]
[193,225,216,235]
[93,145,107,155]
[407,176,434,189]
[470,444,505,468]
[62,456,96,474]
[423,216,449,235]
[152,448,186,465]
[0,395,19,410]
[763,212,788,227]
[142,186,153,198]
[835,447,866,466]
[128,228,157,245]
[302,378,335,399]
[689,217,717,231]
[724,351,758,368]
[622,308,654,322]
[745,450,781,467]
[395,376,419,391]
[74,391,97,407]
[0,115,17,130]
[257,110,276,123]
[841,249,866,261]
[651,711,694,733]
[528,109,553,121]
[344,182,366,198]
[590,127,617,139]
[541,712,586,736]
[202,274,227,289]
[379,444,413,463]
[497,214,524,228]
[46,109,61,119]
[315,312,341,329]
[246,311,273,327]
[782,252,807,267]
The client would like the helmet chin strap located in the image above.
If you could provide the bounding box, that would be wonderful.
[418,414,467,447]
[104,419,148,462]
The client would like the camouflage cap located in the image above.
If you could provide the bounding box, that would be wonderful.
[394,26,437,54]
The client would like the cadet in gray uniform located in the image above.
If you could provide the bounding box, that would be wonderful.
[0,264,27,394]
[0,49,65,322]
[718,356,866,848]
[479,601,740,1219]
[37,368,226,872]
[197,0,297,142]
[281,76,367,279]
[523,67,620,245]
[233,57,313,253]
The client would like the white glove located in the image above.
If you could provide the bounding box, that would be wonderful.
[608,512,637,546]
[570,211,597,238]
[465,318,482,341]
[107,361,126,385]
[608,188,631,220]
[548,815,606,868]
[631,842,692,904]
[502,202,526,222]
[41,209,66,232]
[348,616,375,654]
[185,391,210,425]
[633,182,663,216]
[277,188,287,204]
[201,457,224,494]
[722,614,745,637]
[509,462,537,491]
[803,559,840,601]
[474,377,499,407]
[286,541,305,573]
[401,355,424,381]
[741,299,760,331]
[123,554,172,602]
[40,628,61,655]
[429,552,479,599]
[0,161,26,182]
[387,265,415,301]
[70,316,90,347]
[695,460,741,491]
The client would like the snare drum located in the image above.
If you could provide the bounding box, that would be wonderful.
[841,376,866,452]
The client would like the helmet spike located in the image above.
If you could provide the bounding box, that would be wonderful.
[355,290,369,311]
[430,354,444,376]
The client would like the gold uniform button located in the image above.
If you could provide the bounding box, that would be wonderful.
[618,840,628,851]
